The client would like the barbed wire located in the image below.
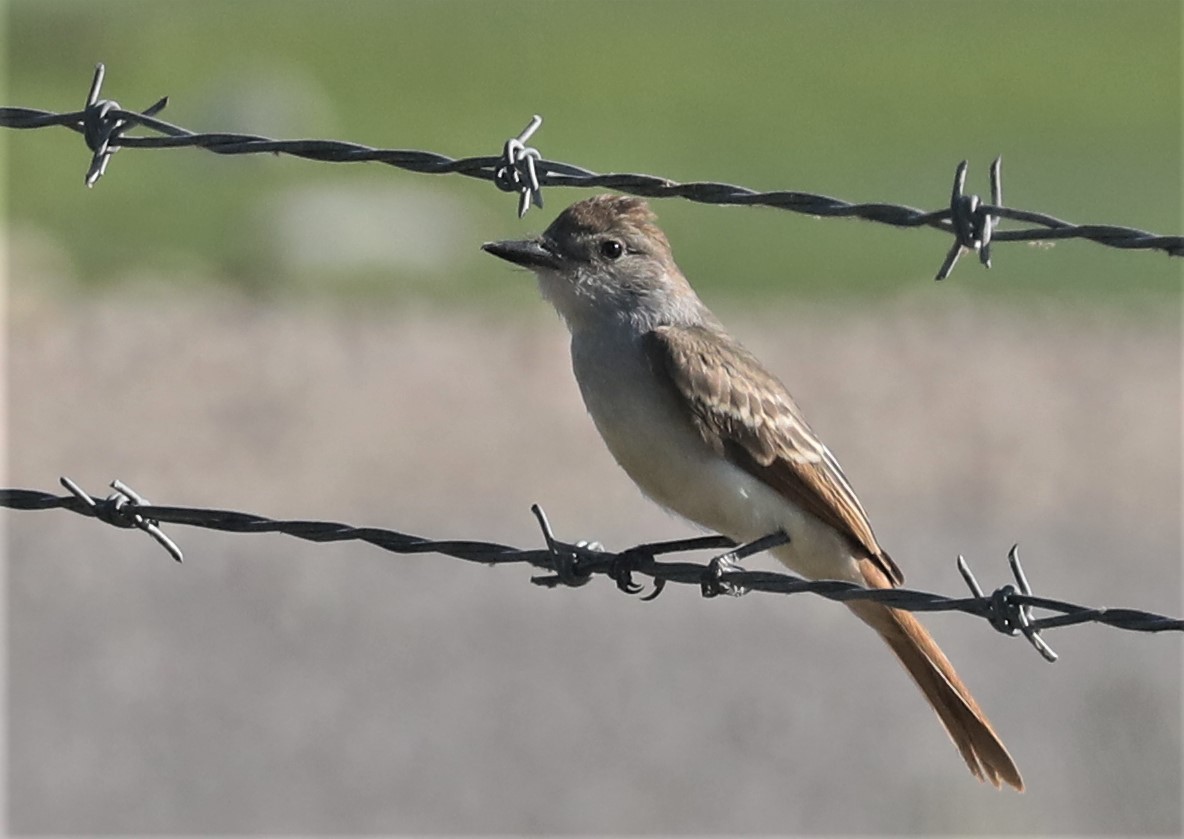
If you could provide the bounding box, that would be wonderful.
[4,478,1182,665]
[6,68,1181,660]
[2,64,1180,280]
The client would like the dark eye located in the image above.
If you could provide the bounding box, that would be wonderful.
[598,239,624,260]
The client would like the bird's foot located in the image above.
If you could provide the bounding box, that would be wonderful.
[605,547,667,600]
[701,550,748,598]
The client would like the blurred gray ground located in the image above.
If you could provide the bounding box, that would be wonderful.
[7,286,1182,835]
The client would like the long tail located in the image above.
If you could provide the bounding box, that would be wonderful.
[849,558,1024,791]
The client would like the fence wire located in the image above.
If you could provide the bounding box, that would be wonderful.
[3,478,1182,666]
[5,66,1182,663]
[2,64,1180,280]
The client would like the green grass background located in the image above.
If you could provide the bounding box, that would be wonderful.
[5,0,1181,304]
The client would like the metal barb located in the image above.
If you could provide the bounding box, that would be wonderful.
[980,156,1004,267]
[528,503,591,587]
[81,63,169,188]
[58,476,183,562]
[60,475,97,509]
[935,158,1004,280]
[85,63,107,109]
[514,114,542,149]
[934,240,964,282]
[496,115,544,218]
[1007,544,1058,662]
[956,553,986,598]
[82,64,124,187]
[957,548,1057,662]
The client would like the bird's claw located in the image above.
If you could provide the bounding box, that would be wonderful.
[607,547,666,600]
[701,551,748,598]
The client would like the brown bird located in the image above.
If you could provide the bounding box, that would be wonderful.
[483,194,1023,791]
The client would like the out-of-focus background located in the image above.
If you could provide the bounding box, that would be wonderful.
[5,0,1181,835]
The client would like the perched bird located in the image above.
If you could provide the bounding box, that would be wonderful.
[483,194,1023,791]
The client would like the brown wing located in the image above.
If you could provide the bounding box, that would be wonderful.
[644,323,903,586]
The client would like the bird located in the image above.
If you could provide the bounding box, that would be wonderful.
[482,194,1023,791]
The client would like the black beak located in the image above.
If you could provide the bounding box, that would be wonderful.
[481,238,561,270]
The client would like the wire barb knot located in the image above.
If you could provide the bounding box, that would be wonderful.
[957,545,1057,662]
[80,63,168,187]
[984,584,1023,634]
[528,503,593,588]
[59,476,184,563]
[81,64,125,187]
[494,115,544,218]
[935,157,1003,280]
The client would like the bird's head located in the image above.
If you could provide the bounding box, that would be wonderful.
[483,194,704,331]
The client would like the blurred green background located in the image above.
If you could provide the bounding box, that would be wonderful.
[6,0,1180,305]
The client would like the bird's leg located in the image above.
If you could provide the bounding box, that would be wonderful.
[611,534,736,599]
[701,530,789,598]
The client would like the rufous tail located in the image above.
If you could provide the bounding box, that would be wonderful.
[849,558,1024,791]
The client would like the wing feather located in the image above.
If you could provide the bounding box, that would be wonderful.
[645,324,903,586]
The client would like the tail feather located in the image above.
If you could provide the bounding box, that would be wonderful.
[850,559,1024,791]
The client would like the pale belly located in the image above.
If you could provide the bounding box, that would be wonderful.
[569,331,862,584]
